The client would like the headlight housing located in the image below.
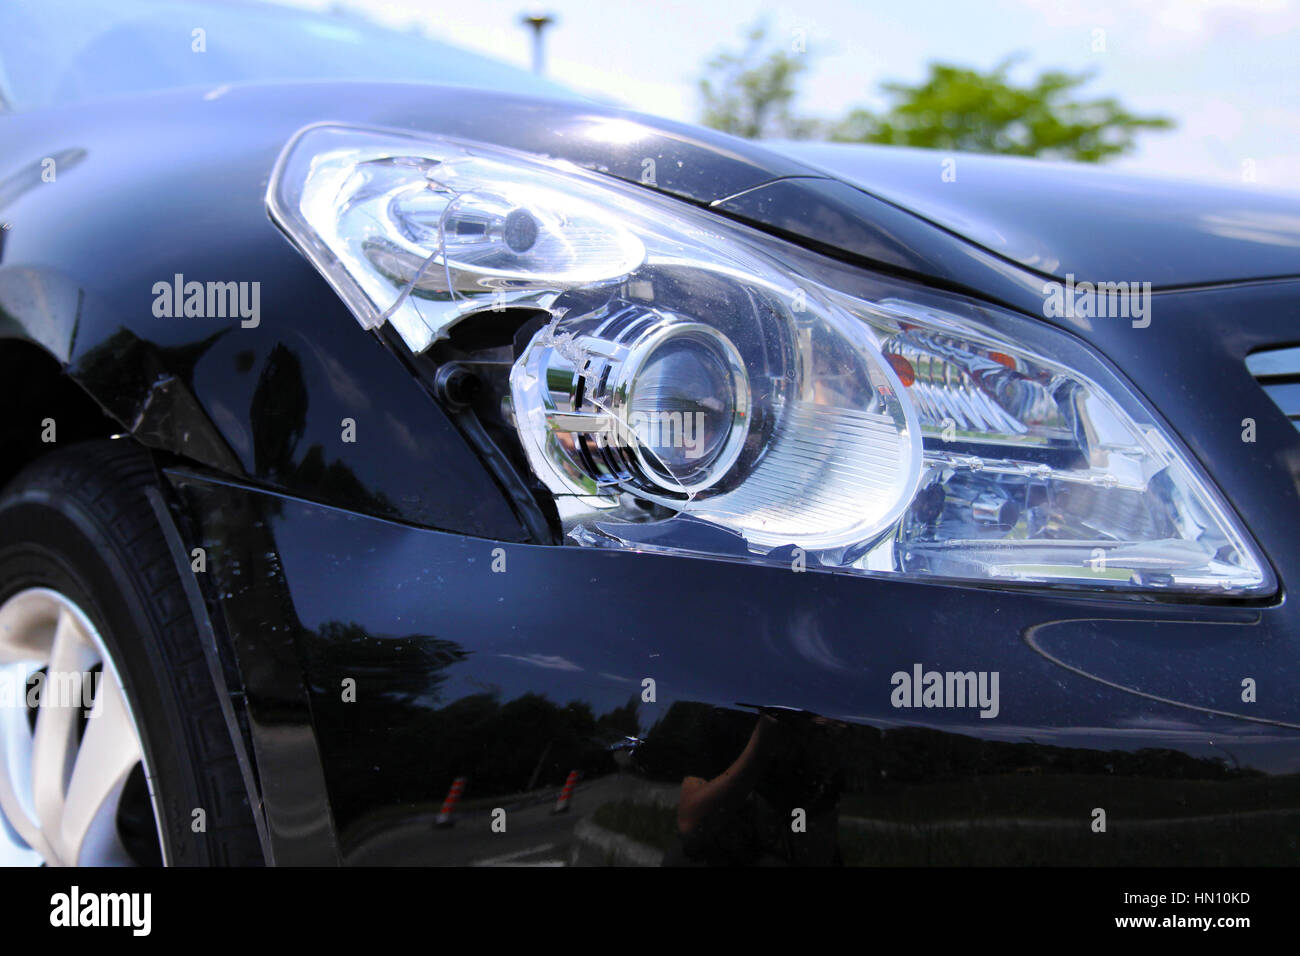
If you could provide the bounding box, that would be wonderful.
[269,123,1273,597]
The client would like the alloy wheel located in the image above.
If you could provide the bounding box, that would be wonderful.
[0,587,163,866]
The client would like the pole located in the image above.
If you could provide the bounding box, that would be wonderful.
[520,12,556,75]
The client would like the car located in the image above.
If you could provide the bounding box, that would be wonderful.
[1,0,1298,868]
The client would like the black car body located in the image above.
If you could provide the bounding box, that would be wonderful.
[1,2,1299,867]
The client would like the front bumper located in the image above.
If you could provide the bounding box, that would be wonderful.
[168,469,1300,866]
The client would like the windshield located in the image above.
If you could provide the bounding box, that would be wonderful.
[0,0,582,111]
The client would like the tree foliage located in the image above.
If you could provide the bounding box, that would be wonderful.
[828,57,1173,161]
[698,25,1173,162]
[698,21,818,140]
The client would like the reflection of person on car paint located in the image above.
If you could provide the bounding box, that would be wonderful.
[663,710,844,866]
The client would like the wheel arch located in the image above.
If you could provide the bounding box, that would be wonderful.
[0,349,273,859]
[0,336,121,488]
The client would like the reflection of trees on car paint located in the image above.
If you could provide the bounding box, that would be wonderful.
[303,618,642,838]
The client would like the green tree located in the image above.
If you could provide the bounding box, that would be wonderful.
[829,57,1172,161]
[698,20,818,140]
[698,26,1174,162]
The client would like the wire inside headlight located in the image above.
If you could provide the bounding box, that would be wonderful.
[269,123,1273,597]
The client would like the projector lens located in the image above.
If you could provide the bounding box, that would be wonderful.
[624,326,749,491]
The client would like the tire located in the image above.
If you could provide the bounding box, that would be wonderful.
[0,439,262,865]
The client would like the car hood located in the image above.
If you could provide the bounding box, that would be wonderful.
[10,80,1292,301]
[760,141,1300,289]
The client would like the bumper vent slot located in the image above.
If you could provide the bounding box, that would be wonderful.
[1247,346,1300,432]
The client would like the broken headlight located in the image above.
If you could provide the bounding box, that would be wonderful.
[268,123,1272,596]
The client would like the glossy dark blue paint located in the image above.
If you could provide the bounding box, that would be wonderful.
[167,470,1300,865]
[767,141,1300,287]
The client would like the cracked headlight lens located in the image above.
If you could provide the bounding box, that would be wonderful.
[269,123,1272,596]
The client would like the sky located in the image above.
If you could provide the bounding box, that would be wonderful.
[276,0,1300,191]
